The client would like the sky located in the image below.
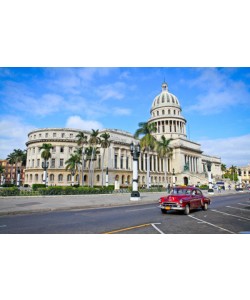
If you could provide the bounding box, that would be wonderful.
[0,67,250,167]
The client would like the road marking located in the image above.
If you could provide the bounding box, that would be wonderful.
[103,223,152,234]
[188,215,235,234]
[125,207,157,212]
[237,203,250,206]
[0,225,7,228]
[211,209,250,221]
[151,223,165,234]
[226,206,250,212]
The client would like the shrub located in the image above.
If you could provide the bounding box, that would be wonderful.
[0,187,20,196]
[1,183,15,187]
[32,184,46,191]
[199,185,209,190]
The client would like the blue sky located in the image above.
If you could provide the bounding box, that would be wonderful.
[0,67,250,167]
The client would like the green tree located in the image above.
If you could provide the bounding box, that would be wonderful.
[229,165,238,182]
[156,135,173,187]
[134,122,157,188]
[76,131,88,186]
[100,132,111,187]
[65,154,81,186]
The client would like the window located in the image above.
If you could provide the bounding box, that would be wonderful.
[58,174,63,182]
[37,159,40,167]
[53,133,56,138]
[39,134,42,138]
[60,147,64,153]
[67,174,71,181]
[96,175,100,182]
[126,157,129,169]
[114,154,118,169]
[120,155,124,169]
[162,110,165,115]
[168,109,170,114]
[60,159,64,167]
[45,133,48,138]
[61,133,65,138]
[34,135,36,139]
[33,147,35,154]
[32,159,34,167]
[157,111,159,116]
[174,110,176,115]
[50,174,54,181]
[51,159,55,168]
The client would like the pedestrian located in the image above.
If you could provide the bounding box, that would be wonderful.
[218,186,221,193]
[167,183,171,193]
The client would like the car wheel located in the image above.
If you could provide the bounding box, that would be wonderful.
[161,209,167,214]
[202,202,208,211]
[184,205,190,215]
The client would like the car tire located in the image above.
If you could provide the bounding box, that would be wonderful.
[184,205,190,215]
[202,202,208,211]
[161,209,167,214]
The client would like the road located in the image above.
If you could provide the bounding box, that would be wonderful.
[0,193,250,234]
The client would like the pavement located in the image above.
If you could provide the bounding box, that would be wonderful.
[0,188,249,216]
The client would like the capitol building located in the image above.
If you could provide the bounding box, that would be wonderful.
[24,83,222,188]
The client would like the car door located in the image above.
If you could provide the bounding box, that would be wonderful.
[195,189,203,208]
[190,190,198,209]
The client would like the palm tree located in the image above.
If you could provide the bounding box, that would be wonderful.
[6,152,16,184]
[156,135,173,187]
[221,163,227,178]
[134,122,157,188]
[88,129,100,187]
[65,154,81,186]
[100,132,111,187]
[76,131,88,186]
[40,143,53,185]
[84,146,100,186]
[229,165,237,182]
[12,149,26,185]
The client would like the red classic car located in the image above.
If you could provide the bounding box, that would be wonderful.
[159,186,211,215]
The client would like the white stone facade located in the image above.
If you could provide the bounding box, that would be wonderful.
[24,83,222,187]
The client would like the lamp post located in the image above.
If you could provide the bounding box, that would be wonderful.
[17,167,21,187]
[105,167,109,187]
[71,170,75,186]
[238,168,243,191]
[172,168,176,187]
[207,161,214,194]
[42,160,49,187]
[130,142,141,201]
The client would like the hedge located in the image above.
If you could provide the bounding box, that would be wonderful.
[0,187,20,196]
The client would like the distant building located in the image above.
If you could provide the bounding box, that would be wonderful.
[0,159,25,185]
[24,83,222,187]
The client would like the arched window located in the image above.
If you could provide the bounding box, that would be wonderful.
[50,174,54,181]
[157,111,159,116]
[67,174,71,181]
[96,174,100,182]
[162,110,165,115]
[58,174,63,182]
[168,109,171,114]
[30,174,32,180]
[35,174,38,181]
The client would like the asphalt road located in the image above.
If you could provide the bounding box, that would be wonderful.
[1,193,250,234]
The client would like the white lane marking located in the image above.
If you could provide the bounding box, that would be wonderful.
[226,206,250,212]
[237,203,250,206]
[0,225,7,228]
[151,223,165,234]
[188,215,235,234]
[211,209,250,221]
[125,207,157,212]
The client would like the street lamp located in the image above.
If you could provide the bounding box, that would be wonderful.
[71,169,75,186]
[172,168,176,187]
[42,160,49,187]
[207,161,214,194]
[130,142,141,201]
[105,167,109,187]
[17,167,21,187]
[237,168,243,191]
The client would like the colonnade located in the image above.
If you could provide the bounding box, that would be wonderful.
[184,155,199,173]
[153,120,186,134]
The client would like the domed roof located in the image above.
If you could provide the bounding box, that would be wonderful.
[151,82,180,108]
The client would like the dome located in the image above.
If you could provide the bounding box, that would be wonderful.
[151,82,180,109]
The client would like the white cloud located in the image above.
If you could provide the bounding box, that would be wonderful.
[186,68,250,115]
[65,116,104,131]
[96,82,126,101]
[198,134,250,167]
[0,116,35,158]
[113,108,131,116]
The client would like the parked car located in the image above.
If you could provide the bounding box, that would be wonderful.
[159,186,211,215]
[216,181,225,190]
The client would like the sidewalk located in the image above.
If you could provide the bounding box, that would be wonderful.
[0,189,248,216]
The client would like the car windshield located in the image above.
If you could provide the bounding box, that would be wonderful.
[171,188,191,195]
